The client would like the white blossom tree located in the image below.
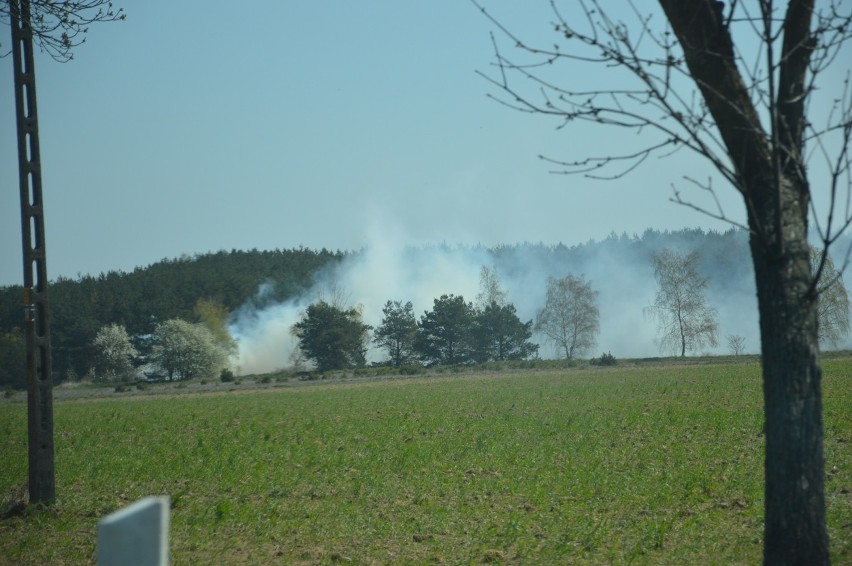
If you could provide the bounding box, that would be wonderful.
[92,323,137,382]
[150,319,227,381]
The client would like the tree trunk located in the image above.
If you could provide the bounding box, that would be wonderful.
[747,192,828,565]
[657,2,829,561]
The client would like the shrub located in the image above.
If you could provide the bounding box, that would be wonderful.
[592,352,617,366]
[220,368,235,383]
[260,376,272,384]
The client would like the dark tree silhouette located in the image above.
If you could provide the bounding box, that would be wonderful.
[1,1,124,62]
[374,300,419,367]
[292,301,371,372]
[417,294,476,366]
[475,1,852,562]
[473,301,538,362]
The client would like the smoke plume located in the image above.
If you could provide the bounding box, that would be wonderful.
[228,227,850,375]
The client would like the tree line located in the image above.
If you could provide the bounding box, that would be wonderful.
[1,230,849,388]
[294,268,545,373]
[0,247,343,387]
[290,250,849,374]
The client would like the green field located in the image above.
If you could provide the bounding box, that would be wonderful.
[1,360,850,565]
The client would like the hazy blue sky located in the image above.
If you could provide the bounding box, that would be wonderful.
[1,1,840,287]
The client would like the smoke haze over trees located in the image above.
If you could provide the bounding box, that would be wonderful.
[647,250,719,357]
[1,227,850,386]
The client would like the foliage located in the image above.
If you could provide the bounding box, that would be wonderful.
[292,301,371,372]
[149,319,227,380]
[220,368,235,383]
[591,351,618,367]
[417,294,476,365]
[1,360,850,564]
[647,250,718,357]
[811,248,851,348]
[0,328,26,390]
[472,301,538,362]
[91,323,138,382]
[373,300,419,367]
[194,298,237,355]
[0,248,343,381]
[535,274,599,360]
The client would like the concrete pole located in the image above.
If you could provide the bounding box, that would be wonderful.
[9,0,56,505]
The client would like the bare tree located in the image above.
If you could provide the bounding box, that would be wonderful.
[475,265,508,310]
[727,334,747,356]
[474,0,852,561]
[646,249,718,356]
[1,0,124,62]
[810,247,851,348]
[535,274,599,360]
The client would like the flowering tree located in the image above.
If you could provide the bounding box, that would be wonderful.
[92,323,137,381]
[150,319,227,380]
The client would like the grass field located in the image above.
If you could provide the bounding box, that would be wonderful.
[1,360,850,565]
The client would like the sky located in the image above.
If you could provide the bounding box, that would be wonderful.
[0,0,770,287]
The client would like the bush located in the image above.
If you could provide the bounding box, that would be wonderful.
[260,376,272,384]
[591,352,617,366]
[220,368,235,383]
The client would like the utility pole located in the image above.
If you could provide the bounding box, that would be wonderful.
[9,0,55,505]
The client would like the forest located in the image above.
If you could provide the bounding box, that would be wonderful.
[0,227,848,389]
[0,247,343,387]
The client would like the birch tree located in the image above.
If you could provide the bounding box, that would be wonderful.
[535,274,599,360]
[647,250,718,356]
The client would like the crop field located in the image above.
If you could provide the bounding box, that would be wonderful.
[1,360,850,565]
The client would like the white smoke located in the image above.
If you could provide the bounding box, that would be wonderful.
[228,234,491,374]
[228,227,850,375]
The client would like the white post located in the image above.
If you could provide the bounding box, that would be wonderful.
[97,496,170,566]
